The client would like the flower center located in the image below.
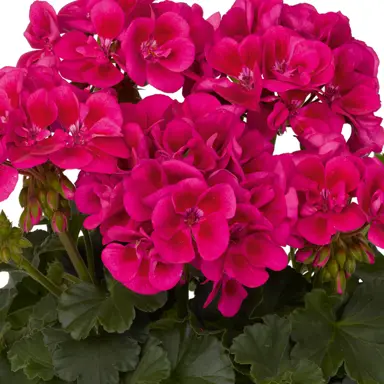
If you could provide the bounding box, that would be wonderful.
[324,85,341,103]
[141,38,160,61]
[238,67,254,90]
[184,207,204,226]
[272,60,297,77]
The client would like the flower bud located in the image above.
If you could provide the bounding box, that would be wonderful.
[52,211,68,233]
[327,259,339,279]
[19,209,33,233]
[60,176,75,200]
[18,237,32,248]
[344,258,356,275]
[313,246,331,268]
[296,249,315,264]
[335,248,347,268]
[350,244,364,262]
[29,197,42,225]
[37,189,47,207]
[19,187,28,208]
[46,172,61,192]
[0,211,11,238]
[360,244,375,265]
[47,190,60,211]
[320,268,332,283]
[335,271,347,295]
[0,247,11,263]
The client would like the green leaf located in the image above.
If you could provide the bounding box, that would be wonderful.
[231,315,324,384]
[58,282,105,340]
[7,331,55,381]
[292,281,384,383]
[152,321,235,384]
[46,261,65,286]
[29,295,57,331]
[99,276,167,334]
[251,267,310,318]
[0,355,36,383]
[124,338,171,384]
[51,333,140,384]
[34,234,64,258]
[58,279,167,339]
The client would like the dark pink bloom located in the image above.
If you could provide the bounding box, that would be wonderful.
[25,1,60,49]
[49,86,127,173]
[293,156,367,245]
[54,31,124,88]
[151,178,236,263]
[204,276,248,317]
[0,164,18,202]
[58,0,97,34]
[324,41,380,118]
[75,172,125,230]
[358,163,384,248]
[206,35,262,110]
[262,26,334,92]
[102,240,183,294]
[7,88,58,168]
[122,12,195,92]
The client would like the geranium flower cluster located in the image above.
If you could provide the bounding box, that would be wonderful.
[0,0,383,316]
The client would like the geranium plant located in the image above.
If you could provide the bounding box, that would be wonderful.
[0,0,383,383]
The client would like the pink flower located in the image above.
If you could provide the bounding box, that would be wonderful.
[7,88,58,168]
[54,31,124,88]
[206,35,262,110]
[151,178,236,263]
[357,163,384,248]
[204,276,248,317]
[122,12,195,92]
[49,86,127,173]
[262,26,334,92]
[102,239,183,294]
[0,164,18,202]
[293,156,367,245]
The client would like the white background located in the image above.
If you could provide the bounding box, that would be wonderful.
[0,1,382,286]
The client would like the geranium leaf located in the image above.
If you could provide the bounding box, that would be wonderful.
[51,333,140,384]
[124,337,171,384]
[0,355,36,383]
[29,295,57,331]
[152,321,235,384]
[231,315,325,384]
[292,280,384,383]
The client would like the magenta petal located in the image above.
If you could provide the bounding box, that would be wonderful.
[152,197,182,238]
[102,243,140,283]
[330,203,367,233]
[193,213,229,261]
[125,259,160,295]
[146,63,184,93]
[27,89,58,128]
[200,257,224,281]
[218,278,248,318]
[159,37,195,72]
[83,61,124,88]
[368,221,384,249]
[197,184,236,219]
[91,0,125,39]
[297,214,333,246]
[152,228,195,263]
[154,12,190,44]
[149,259,183,291]
[53,86,80,128]
[0,165,18,202]
[50,147,93,169]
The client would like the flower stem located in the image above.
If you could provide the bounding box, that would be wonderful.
[83,229,96,284]
[58,232,92,283]
[13,254,62,297]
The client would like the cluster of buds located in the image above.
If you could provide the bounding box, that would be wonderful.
[0,211,31,263]
[296,231,374,294]
[19,165,75,233]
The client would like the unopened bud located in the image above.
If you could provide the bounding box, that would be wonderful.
[19,187,28,208]
[335,270,347,295]
[320,268,332,283]
[19,209,33,233]
[18,237,32,248]
[335,248,347,268]
[327,259,339,279]
[296,249,315,264]
[29,197,42,225]
[350,244,364,262]
[344,258,356,275]
[0,247,11,263]
[37,189,47,207]
[60,176,75,200]
[313,246,331,268]
[0,211,11,238]
[46,173,61,192]
[47,190,60,211]
[52,211,68,233]
[360,244,375,265]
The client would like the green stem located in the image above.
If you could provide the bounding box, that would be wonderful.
[58,232,92,283]
[83,229,96,283]
[63,272,83,284]
[14,255,62,297]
